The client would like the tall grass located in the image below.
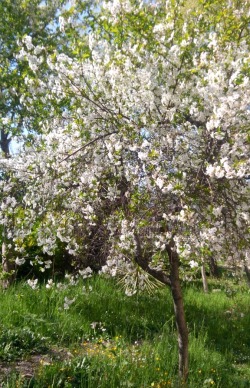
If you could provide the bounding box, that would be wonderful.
[0,276,249,387]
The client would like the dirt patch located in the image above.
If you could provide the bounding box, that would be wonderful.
[0,348,73,381]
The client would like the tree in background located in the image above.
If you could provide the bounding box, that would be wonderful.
[0,0,75,286]
[0,0,113,286]
[0,0,249,382]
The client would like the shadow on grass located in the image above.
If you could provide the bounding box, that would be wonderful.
[184,284,250,387]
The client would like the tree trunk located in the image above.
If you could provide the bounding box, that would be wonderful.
[134,233,188,382]
[201,261,208,293]
[0,129,15,287]
[244,265,250,288]
[167,245,189,383]
[1,240,15,288]
[209,256,219,278]
[0,129,11,157]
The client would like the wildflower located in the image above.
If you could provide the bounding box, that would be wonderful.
[57,282,66,290]
[82,285,93,293]
[64,297,75,310]
[204,378,215,386]
[27,279,38,289]
[46,279,54,289]
[90,321,106,332]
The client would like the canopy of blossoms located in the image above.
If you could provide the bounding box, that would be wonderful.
[0,0,249,295]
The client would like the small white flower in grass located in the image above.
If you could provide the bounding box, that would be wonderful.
[189,260,199,269]
[64,297,75,310]
[90,321,98,329]
[90,322,106,332]
[82,285,92,293]
[57,282,66,290]
[204,378,215,386]
[27,279,38,290]
[46,279,54,289]
[15,257,25,266]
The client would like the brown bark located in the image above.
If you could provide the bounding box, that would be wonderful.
[166,244,189,383]
[244,265,250,288]
[201,261,208,293]
[0,129,11,157]
[1,241,15,289]
[134,232,189,382]
[209,256,219,278]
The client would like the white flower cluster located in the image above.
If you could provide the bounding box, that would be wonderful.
[79,267,93,279]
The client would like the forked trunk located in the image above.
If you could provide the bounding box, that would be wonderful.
[167,245,189,383]
[134,233,189,382]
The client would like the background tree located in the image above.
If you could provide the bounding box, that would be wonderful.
[0,0,76,286]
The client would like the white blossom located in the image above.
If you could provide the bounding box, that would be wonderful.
[15,257,25,266]
[27,279,38,290]
[64,297,75,310]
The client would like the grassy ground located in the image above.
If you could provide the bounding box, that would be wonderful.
[0,275,249,387]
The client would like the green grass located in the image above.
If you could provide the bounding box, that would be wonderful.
[0,276,249,387]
